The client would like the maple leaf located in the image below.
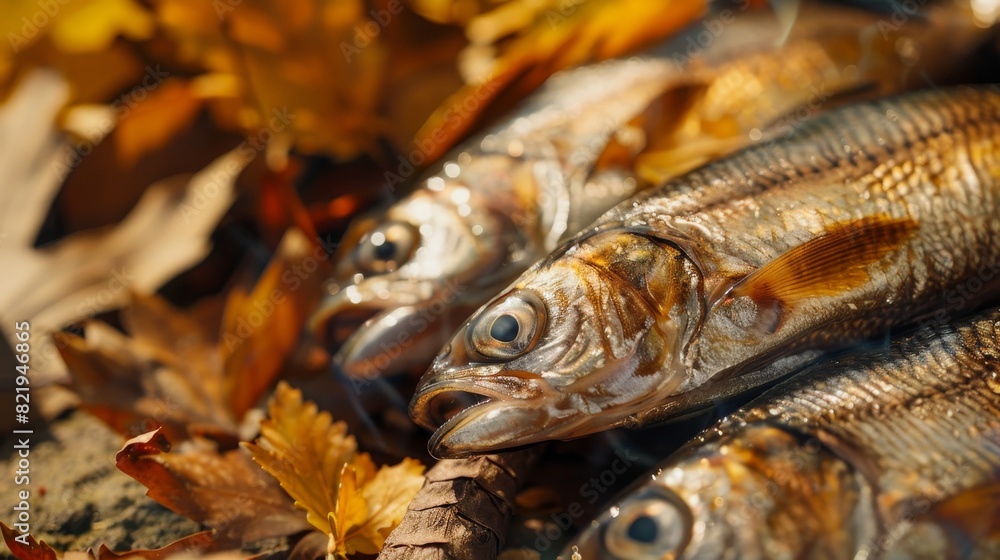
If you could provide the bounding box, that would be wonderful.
[115,429,310,544]
[244,382,426,559]
[59,227,329,443]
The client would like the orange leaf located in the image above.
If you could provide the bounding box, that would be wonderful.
[221,228,330,419]
[0,522,60,560]
[115,78,205,167]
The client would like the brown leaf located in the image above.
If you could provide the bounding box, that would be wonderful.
[1,521,61,560]
[61,226,327,443]
[0,71,245,385]
[1,522,218,560]
[116,429,310,544]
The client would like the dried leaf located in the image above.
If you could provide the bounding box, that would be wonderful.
[115,78,206,166]
[115,429,310,544]
[1,522,218,560]
[0,71,244,385]
[221,229,329,420]
[244,383,426,559]
[1,521,61,560]
[61,226,327,443]
[412,0,709,160]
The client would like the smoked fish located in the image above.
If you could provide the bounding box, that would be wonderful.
[412,86,1000,457]
[310,0,988,381]
[563,307,1000,559]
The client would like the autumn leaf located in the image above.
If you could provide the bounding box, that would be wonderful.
[60,227,329,443]
[0,72,245,386]
[115,429,310,544]
[411,0,710,160]
[244,382,426,559]
[1,521,219,560]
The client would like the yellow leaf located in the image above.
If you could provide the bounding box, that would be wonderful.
[50,0,155,52]
[244,382,359,535]
[245,382,426,557]
[330,464,368,558]
[351,458,427,553]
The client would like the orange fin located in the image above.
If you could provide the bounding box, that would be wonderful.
[726,215,919,313]
[922,482,1000,542]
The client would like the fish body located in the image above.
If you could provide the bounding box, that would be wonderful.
[310,0,987,380]
[412,85,1000,457]
[564,307,1000,559]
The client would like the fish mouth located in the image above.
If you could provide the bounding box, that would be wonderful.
[308,279,449,377]
[411,376,597,459]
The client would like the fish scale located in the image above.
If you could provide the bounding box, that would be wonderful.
[566,310,1000,559]
[413,86,1000,458]
[749,325,1000,512]
[316,0,995,381]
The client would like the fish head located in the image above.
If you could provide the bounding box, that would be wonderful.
[410,230,705,457]
[565,426,856,559]
[310,170,524,379]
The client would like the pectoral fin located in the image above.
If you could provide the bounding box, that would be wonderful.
[921,482,1000,541]
[723,215,919,328]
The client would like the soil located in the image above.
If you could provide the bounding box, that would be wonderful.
[0,409,200,555]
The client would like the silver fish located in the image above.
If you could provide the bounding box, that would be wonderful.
[564,307,1000,559]
[411,85,1000,457]
[310,0,985,381]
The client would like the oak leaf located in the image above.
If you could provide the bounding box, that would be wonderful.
[0,72,244,386]
[244,382,426,559]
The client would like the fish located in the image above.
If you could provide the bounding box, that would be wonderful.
[562,307,1000,559]
[309,0,990,381]
[411,85,1000,458]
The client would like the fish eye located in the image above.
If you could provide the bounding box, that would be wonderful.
[467,290,546,361]
[602,492,691,560]
[355,221,418,275]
